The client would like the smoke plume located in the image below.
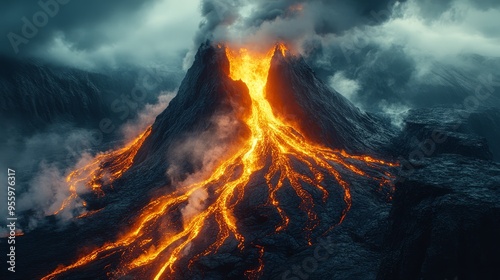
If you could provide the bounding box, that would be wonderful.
[121,91,176,142]
[166,113,243,225]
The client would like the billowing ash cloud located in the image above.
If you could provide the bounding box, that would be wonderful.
[189,0,402,54]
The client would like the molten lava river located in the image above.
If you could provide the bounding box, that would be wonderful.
[43,45,397,280]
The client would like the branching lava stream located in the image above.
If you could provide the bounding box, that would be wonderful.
[53,127,152,215]
[43,44,397,280]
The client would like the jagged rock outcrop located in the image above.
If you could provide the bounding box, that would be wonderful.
[378,155,500,280]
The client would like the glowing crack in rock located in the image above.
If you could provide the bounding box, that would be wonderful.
[43,44,397,280]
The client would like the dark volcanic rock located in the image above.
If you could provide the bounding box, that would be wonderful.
[395,107,498,161]
[467,108,500,161]
[378,155,500,280]
[132,43,251,185]
[267,50,396,154]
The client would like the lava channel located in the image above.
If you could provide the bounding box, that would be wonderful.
[53,126,152,215]
[43,44,398,280]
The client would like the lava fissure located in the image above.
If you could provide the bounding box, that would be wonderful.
[43,44,397,280]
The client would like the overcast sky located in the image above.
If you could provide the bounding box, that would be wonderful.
[2,0,499,108]
[2,0,498,65]
[1,0,202,68]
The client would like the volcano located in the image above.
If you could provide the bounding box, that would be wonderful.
[16,42,498,280]
[36,43,396,279]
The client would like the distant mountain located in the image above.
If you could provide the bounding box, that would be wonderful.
[310,46,500,111]
[0,56,181,136]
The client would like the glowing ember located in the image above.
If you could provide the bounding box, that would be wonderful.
[245,245,265,280]
[288,3,304,13]
[43,44,397,280]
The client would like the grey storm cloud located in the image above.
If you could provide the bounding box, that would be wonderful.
[1,0,151,55]
[1,0,201,68]
[417,0,500,18]
[245,0,404,33]
[194,0,404,46]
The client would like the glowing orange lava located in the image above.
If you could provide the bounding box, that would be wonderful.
[53,127,152,215]
[43,44,397,280]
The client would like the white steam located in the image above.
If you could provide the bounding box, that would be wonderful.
[11,91,176,231]
[121,91,176,141]
[329,71,361,102]
[181,188,209,227]
[17,156,94,228]
[378,100,410,130]
[167,113,241,226]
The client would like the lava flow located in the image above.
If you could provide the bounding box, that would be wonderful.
[53,126,152,215]
[44,44,398,280]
